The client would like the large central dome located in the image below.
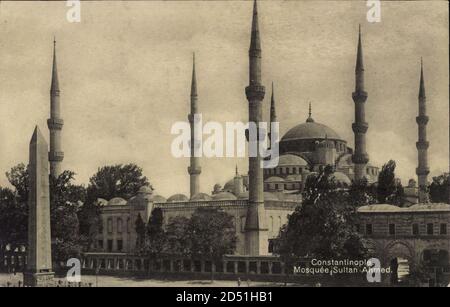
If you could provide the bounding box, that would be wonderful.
[281,121,342,142]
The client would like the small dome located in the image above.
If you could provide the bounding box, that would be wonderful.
[278,154,308,167]
[212,184,222,194]
[358,204,402,213]
[96,198,108,206]
[237,191,249,199]
[223,179,236,192]
[264,192,279,201]
[167,194,189,202]
[407,203,450,211]
[138,186,153,194]
[151,195,167,203]
[212,192,237,201]
[330,172,351,186]
[265,176,285,183]
[107,197,127,206]
[191,193,212,201]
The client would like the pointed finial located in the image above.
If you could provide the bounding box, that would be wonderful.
[250,0,261,51]
[356,25,364,71]
[271,81,275,104]
[306,101,314,123]
[191,52,197,97]
[419,57,425,99]
[235,164,239,176]
[270,82,277,122]
[50,38,59,93]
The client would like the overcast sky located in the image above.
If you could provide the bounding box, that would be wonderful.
[0,1,448,198]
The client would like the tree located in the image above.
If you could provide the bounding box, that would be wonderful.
[429,173,449,203]
[85,164,150,202]
[277,166,369,271]
[144,208,167,257]
[5,163,28,202]
[348,178,377,207]
[0,164,86,265]
[49,171,86,264]
[186,208,237,281]
[135,213,146,251]
[79,163,151,249]
[377,160,404,206]
[0,186,27,253]
[165,216,190,256]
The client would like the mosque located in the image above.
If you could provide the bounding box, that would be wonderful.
[46,1,434,257]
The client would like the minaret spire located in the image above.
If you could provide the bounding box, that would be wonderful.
[416,58,430,203]
[306,101,314,123]
[188,53,201,198]
[50,37,59,95]
[244,0,268,256]
[351,26,369,180]
[191,53,197,99]
[355,24,365,92]
[47,38,64,178]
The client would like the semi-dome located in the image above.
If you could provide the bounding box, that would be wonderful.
[167,194,189,202]
[191,193,213,201]
[278,154,308,166]
[281,122,342,142]
[223,179,235,192]
[138,186,153,194]
[108,197,127,206]
[212,191,237,201]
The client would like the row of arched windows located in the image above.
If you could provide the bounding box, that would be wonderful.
[264,166,306,176]
[102,217,131,235]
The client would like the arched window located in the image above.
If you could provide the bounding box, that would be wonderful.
[107,218,113,234]
[240,216,246,232]
[117,218,123,234]
[127,218,131,234]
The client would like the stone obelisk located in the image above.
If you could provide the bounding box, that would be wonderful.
[24,126,54,287]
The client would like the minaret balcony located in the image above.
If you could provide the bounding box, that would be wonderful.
[352,122,368,134]
[352,90,368,102]
[47,118,64,130]
[249,49,262,58]
[49,151,64,162]
[188,166,201,175]
[245,85,265,101]
[416,115,429,125]
[416,141,429,150]
[352,153,369,164]
[416,167,430,176]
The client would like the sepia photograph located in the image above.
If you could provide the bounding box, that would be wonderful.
[0,0,448,293]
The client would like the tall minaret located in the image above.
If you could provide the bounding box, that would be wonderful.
[268,82,277,146]
[47,39,64,178]
[416,58,430,203]
[244,0,268,256]
[351,26,369,180]
[187,53,201,198]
